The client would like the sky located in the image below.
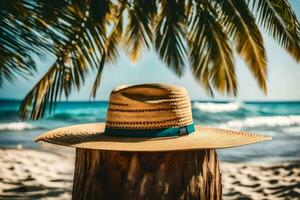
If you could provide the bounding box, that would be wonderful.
[0,1,300,101]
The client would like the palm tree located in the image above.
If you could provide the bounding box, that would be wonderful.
[0,0,299,120]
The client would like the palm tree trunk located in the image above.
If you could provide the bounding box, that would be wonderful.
[72,149,222,200]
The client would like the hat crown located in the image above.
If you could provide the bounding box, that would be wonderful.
[106,83,193,130]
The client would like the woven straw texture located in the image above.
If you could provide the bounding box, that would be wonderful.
[36,123,271,151]
[36,83,272,151]
[106,83,193,129]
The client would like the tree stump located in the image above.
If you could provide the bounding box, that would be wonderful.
[72,149,222,200]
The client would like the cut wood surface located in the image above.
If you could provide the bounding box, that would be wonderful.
[72,149,222,200]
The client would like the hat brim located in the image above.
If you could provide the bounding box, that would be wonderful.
[36,123,271,152]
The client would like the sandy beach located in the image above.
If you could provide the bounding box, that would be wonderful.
[222,162,300,199]
[0,149,74,199]
[0,149,299,200]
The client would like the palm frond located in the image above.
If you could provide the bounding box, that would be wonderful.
[0,0,52,85]
[188,2,237,95]
[154,0,187,76]
[18,0,108,120]
[125,0,153,62]
[19,61,62,120]
[252,0,300,61]
[104,2,125,64]
[1,0,299,120]
[216,0,267,93]
[90,1,125,98]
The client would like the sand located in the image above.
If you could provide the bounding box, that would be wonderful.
[0,149,299,200]
[221,162,300,200]
[0,149,74,199]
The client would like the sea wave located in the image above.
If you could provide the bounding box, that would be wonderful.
[0,122,36,131]
[219,115,300,129]
[193,102,240,113]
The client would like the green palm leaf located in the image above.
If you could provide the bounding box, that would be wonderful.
[91,2,125,98]
[189,2,237,95]
[124,0,153,62]
[253,0,300,61]
[154,0,187,76]
[0,0,299,120]
[18,0,108,119]
[0,0,52,86]
[216,0,267,93]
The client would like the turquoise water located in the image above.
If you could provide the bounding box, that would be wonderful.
[0,100,299,162]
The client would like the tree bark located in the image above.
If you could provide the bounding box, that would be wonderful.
[72,149,222,200]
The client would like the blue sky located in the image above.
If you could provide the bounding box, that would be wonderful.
[1,1,300,101]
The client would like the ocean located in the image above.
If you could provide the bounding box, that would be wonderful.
[0,100,299,163]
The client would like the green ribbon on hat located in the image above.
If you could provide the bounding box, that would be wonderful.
[104,123,195,137]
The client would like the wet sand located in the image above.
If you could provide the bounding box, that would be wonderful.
[0,149,299,199]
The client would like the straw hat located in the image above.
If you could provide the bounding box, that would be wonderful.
[36,83,271,151]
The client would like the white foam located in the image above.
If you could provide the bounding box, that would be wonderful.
[219,115,300,129]
[193,102,240,113]
[0,122,35,131]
